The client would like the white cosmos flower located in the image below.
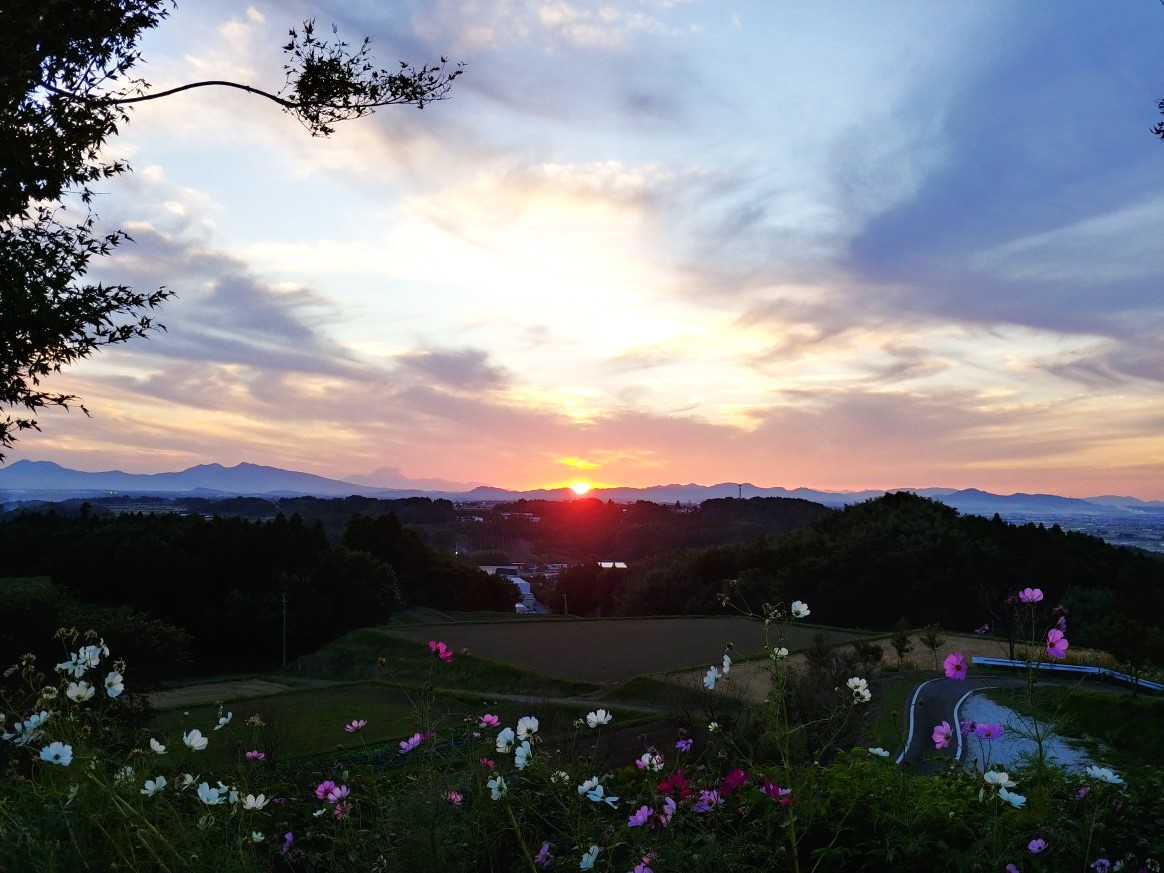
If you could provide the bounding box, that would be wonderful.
[1086,765,1125,785]
[487,776,507,800]
[577,776,600,796]
[79,645,104,669]
[722,653,732,674]
[580,844,601,870]
[790,600,811,619]
[703,666,722,690]
[251,831,264,843]
[39,741,73,766]
[585,709,612,728]
[495,727,515,753]
[242,793,269,810]
[196,782,225,805]
[868,747,890,757]
[514,740,533,770]
[149,738,166,755]
[516,716,539,740]
[846,677,871,703]
[983,770,1017,789]
[214,712,232,731]
[585,782,618,807]
[56,654,87,678]
[708,721,719,733]
[141,776,167,797]
[178,773,195,789]
[39,686,59,700]
[183,729,208,752]
[66,681,95,702]
[773,647,789,660]
[104,671,124,698]
[998,787,1026,808]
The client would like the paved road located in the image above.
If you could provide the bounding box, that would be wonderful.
[896,676,1028,773]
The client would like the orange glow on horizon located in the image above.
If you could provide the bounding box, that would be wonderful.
[570,482,592,495]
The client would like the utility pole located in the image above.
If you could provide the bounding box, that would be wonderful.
[281,592,288,669]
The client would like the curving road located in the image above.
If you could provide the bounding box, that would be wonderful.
[896,675,1039,774]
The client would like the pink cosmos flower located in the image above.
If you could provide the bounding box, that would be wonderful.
[975,722,1005,740]
[1076,786,1090,800]
[943,652,967,680]
[480,757,495,769]
[1028,838,1047,854]
[326,784,350,804]
[974,623,990,635]
[1057,616,1067,632]
[627,805,652,828]
[721,768,749,795]
[282,832,294,855]
[398,732,424,754]
[344,719,367,733]
[1091,859,1111,873]
[479,714,501,728]
[675,738,693,753]
[1046,628,1069,659]
[932,721,953,750]
[333,801,351,820]
[657,769,693,799]
[694,789,723,812]
[760,780,794,804]
[444,790,464,806]
[428,640,453,663]
[315,780,337,801]
[245,749,266,761]
[960,719,977,736]
[1019,587,1044,603]
[658,796,676,826]
[1006,866,1020,873]
[534,841,553,868]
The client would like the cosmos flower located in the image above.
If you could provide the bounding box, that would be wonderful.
[932,721,953,749]
[1019,588,1044,603]
[790,600,811,618]
[943,652,967,680]
[586,709,612,728]
[40,741,73,766]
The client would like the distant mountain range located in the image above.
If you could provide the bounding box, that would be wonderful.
[1,459,1162,516]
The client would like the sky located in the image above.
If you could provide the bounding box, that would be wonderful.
[16,1,1164,497]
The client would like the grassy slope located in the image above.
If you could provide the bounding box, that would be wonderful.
[294,628,598,697]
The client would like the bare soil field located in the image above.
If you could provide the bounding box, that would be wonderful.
[387,617,867,685]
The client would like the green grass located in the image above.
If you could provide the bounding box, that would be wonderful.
[986,686,1164,772]
[150,680,651,764]
[296,627,598,696]
[867,673,915,752]
[0,575,54,594]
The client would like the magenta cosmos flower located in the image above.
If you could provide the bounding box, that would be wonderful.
[344,719,367,733]
[245,749,266,761]
[1018,587,1044,603]
[1028,838,1047,853]
[479,714,500,728]
[1046,629,1069,659]
[975,722,1005,740]
[428,640,453,663]
[943,652,967,680]
[398,732,424,754]
[932,721,953,749]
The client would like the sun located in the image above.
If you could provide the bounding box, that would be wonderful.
[570,482,591,495]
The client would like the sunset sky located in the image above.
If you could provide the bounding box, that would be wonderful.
[16,1,1164,497]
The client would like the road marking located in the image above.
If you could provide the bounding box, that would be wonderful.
[953,685,997,763]
[895,677,941,765]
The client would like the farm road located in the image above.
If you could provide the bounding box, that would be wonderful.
[897,674,1127,774]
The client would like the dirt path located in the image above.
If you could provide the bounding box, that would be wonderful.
[150,679,294,710]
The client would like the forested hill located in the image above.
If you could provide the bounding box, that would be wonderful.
[0,510,515,679]
[610,492,1164,646]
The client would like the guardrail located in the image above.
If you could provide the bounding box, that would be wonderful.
[971,657,1164,692]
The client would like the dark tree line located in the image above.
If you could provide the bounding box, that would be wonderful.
[602,493,1164,656]
[0,507,513,678]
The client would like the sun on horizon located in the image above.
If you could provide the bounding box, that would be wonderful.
[570,482,592,495]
